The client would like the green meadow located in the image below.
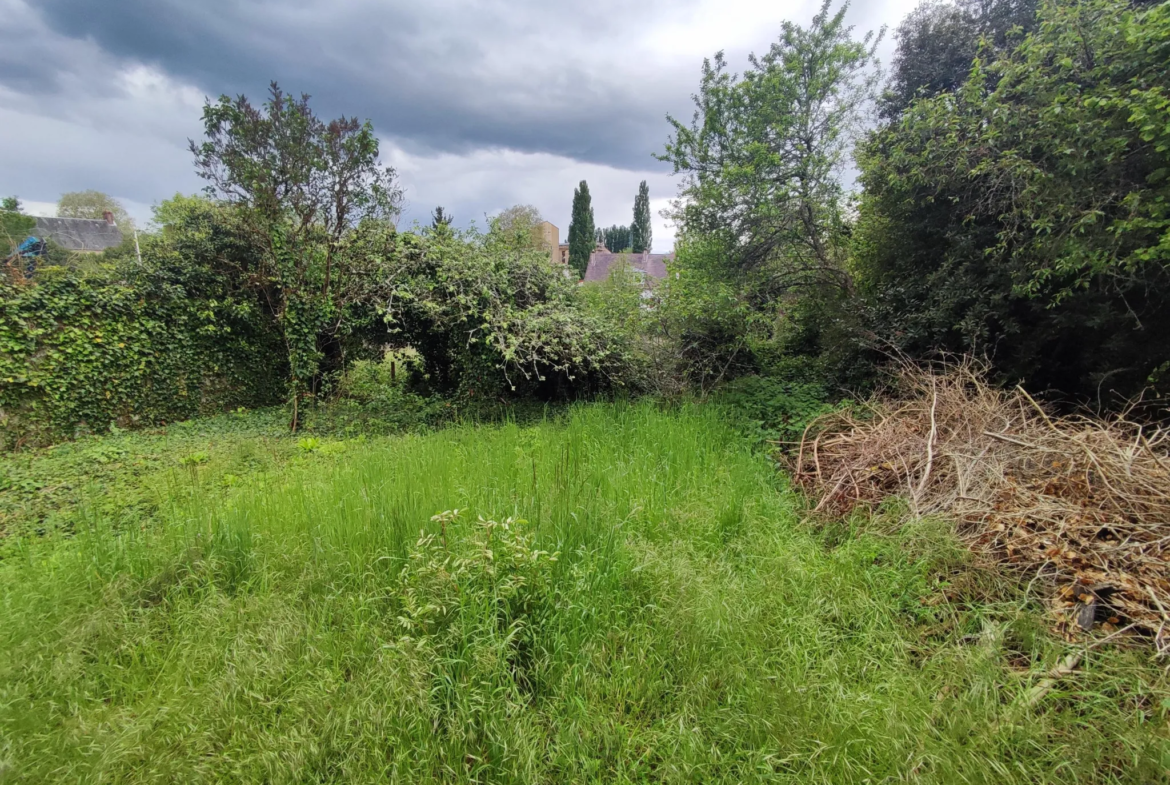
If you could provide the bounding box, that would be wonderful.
[1,403,1167,783]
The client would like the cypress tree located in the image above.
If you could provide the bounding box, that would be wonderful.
[568,180,595,279]
[597,224,633,252]
[631,180,652,253]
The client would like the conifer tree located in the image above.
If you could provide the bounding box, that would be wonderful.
[631,180,652,253]
[568,180,595,278]
[597,224,632,252]
[431,206,452,229]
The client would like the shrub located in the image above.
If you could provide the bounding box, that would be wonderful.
[716,368,838,447]
[320,348,443,434]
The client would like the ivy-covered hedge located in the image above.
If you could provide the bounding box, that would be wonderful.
[0,272,285,448]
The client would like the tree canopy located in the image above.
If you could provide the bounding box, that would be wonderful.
[855,0,1170,400]
[880,0,1038,119]
[190,81,404,427]
[596,224,632,253]
[659,0,880,290]
[57,190,134,228]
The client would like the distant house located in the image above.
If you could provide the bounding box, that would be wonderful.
[32,212,123,253]
[532,221,567,268]
[532,222,672,282]
[584,247,673,285]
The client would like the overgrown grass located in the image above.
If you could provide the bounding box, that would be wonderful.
[0,399,560,540]
[1,403,1167,782]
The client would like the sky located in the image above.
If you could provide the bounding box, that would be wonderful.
[0,0,920,253]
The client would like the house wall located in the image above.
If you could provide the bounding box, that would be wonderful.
[532,221,561,267]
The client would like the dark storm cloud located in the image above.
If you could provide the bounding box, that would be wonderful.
[22,0,697,169]
[1,0,908,245]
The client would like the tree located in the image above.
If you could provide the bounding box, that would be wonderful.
[1,196,36,255]
[496,204,545,237]
[596,224,632,252]
[854,0,1170,402]
[190,81,403,429]
[567,181,595,278]
[431,206,453,229]
[631,180,652,253]
[488,204,546,253]
[880,0,1038,119]
[659,1,880,291]
[57,190,134,228]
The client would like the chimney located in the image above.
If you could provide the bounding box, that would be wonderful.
[103,211,115,226]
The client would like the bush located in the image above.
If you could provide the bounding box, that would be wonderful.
[315,348,444,434]
[716,365,839,447]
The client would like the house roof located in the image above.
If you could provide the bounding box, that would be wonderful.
[33,217,123,252]
[583,251,673,283]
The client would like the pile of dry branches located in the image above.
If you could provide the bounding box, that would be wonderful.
[790,363,1170,652]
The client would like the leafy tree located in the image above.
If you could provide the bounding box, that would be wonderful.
[190,82,403,428]
[1,196,36,255]
[631,180,652,253]
[653,0,881,395]
[57,190,134,228]
[567,181,595,278]
[491,204,544,249]
[880,0,1038,119]
[854,0,1170,402]
[659,0,880,290]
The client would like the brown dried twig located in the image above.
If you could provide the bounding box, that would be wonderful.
[788,360,1170,646]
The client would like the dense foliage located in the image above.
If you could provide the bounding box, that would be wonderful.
[190,82,405,428]
[660,1,878,283]
[880,0,1038,119]
[853,0,1170,402]
[6,0,1169,449]
[652,1,881,399]
[375,221,636,400]
[595,224,632,253]
[656,0,1170,409]
[0,264,284,448]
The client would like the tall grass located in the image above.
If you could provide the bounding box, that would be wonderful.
[1,403,1166,783]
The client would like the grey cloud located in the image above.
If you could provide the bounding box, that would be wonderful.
[22,0,699,169]
[1,0,913,247]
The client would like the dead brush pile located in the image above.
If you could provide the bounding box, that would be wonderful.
[790,364,1170,653]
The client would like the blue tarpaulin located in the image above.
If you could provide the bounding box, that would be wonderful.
[17,236,46,257]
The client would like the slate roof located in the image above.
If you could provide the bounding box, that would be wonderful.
[33,217,123,252]
[583,251,673,284]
